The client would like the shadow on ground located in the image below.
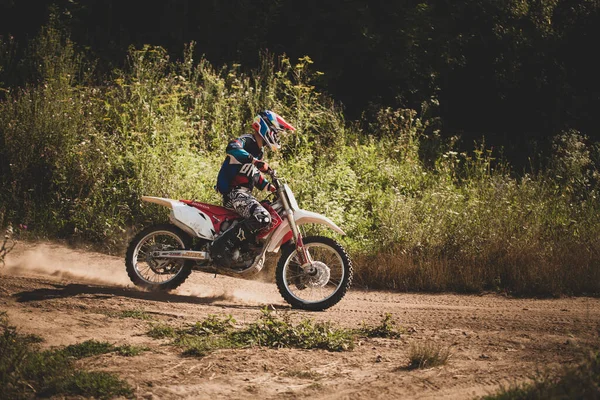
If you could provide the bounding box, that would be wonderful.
[12,282,290,310]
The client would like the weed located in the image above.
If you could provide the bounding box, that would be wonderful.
[185,314,236,336]
[234,309,355,351]
[115,344,150,357]
[56,339,148,358]
[284,369,323,380]
[0,225,15,266]
[481,351,600,400]
[21,333,45,344]
[0,316,132,400]
[178,335,235,357]
[147,323,177,339]
[406,340,451,369]
[43,371,133,399]
[306,382,325,390]
[118,309,155,320]
[148,309,355,356]
[355,313,404,338]
[59,339,115,359]
[2,19,599,296]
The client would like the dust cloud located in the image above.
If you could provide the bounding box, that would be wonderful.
[175,285,281,306]
[1,242,132,287]
[2,241,284,306]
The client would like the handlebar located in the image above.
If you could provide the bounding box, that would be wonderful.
[267,168,281,191]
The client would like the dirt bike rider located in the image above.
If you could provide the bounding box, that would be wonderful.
[211,110,296,268]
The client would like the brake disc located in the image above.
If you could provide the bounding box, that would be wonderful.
[301,261,331,288]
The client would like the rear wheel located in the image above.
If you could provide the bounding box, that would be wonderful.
[276,236,353,311]
[125,224,193,291]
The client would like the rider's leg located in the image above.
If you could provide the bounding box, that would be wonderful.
[212,189,271,268]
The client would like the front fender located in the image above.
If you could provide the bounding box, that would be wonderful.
[265,209,345,253]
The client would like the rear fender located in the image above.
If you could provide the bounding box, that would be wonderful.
[142,196,215,240]
[265,208,345,253]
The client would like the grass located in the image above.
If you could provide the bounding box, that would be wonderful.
[147,308,356,357]
[57,339,149,359]
[1,19,599,297]
[147,323,177,339]
[46,371,133,400]
[148,311,411,358]
[0,312,133,400]
[0,225,15,266]
[481,351,600,399]
[115,344,150,357]
[117,309,155,320]
[406,340,451,370]
[59,339,116,359]
[354,313,404,338]
[233,309,355,352]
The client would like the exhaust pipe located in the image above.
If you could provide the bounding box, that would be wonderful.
[152,250,209,261]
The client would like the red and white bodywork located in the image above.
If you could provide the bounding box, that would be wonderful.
[141,182,344,269]
[125,171,353,311]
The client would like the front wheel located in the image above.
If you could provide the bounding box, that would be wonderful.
[125,224,193,291]
[276,236,353,311]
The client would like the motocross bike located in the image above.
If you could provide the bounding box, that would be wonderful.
[124,170,353,311]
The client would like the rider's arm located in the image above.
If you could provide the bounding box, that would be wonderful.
[253,172,271,191]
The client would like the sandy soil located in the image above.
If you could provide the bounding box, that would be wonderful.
[1,240,599,400]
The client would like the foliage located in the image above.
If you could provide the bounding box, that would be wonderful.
[0,21,599,296]
[117,309,155,320]
[146,323,177,339]
[0,313,133,400]
[58,339,116,359]
[234,307,355,352]
[148,309,356,356]
[355,313,404,339]
[481,351,600,400]
[55,339,149,359]
[3,0,599,153]
[406,340,451,370]
[0,225,15,266]
[115,344,150,357]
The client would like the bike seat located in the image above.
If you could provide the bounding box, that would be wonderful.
[180,200,240,219]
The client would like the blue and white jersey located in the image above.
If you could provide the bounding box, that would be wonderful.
[215,134,271,195]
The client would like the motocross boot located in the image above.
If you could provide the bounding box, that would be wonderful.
[211,221,256,268]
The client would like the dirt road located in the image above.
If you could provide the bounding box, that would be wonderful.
[1,241,599,399]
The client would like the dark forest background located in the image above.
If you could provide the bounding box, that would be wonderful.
[1,0,599,168]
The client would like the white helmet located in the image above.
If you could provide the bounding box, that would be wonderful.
[252,110,296,150]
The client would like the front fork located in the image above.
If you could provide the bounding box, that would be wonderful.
[278,187,312,266]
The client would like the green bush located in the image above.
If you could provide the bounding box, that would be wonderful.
[482,351,600,400]
[149,310,355,356]
[0,313,133,400]
[1,20,599,295]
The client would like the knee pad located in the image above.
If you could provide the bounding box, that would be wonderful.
[245,205,271,232]
[254,209,272,228]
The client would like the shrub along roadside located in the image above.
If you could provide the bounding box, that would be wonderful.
[147,309,357,357]
[0,20,599,297]
[145,309,411,357]
[0,312,133,400]
[481,351,600,400]
[405,340,451,370]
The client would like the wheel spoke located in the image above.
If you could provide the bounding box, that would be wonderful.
[280,239,350,307]
[130,230,187,287]
[326,279,341,287]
